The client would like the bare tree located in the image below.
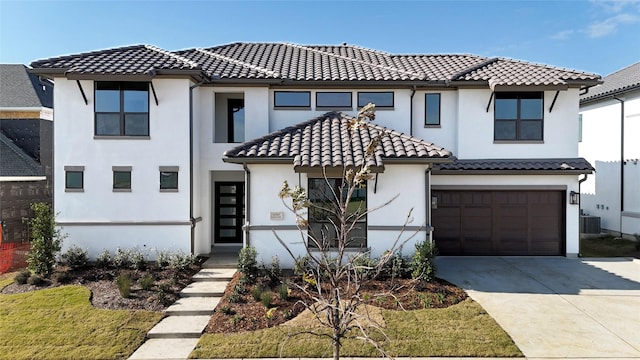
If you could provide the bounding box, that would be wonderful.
[275,103,421,359]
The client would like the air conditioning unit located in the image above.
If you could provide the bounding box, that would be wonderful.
[580,215,601,234]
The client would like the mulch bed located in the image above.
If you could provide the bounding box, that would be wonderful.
[1,264,202,312]
[206,272,467,334]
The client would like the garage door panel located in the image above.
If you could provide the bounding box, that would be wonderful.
[433,190,564,256]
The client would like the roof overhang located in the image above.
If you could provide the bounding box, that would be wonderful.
[432,169,593,175]
[0,176,47,182]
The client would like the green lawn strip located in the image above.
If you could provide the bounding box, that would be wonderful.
[0,285,163,360]
[190,298,522,358]
[0,272,16,290]
[581,236,640,257]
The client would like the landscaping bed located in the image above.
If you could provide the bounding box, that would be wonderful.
[1,257,203,312]
[207,271,467,334]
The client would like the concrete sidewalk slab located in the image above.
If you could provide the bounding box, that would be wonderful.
[147,315,210,338]
[192,268,236,281]
[129,338,199,359]
[436,256,640,358]
[165,296,221,316]
[180,281,227,297]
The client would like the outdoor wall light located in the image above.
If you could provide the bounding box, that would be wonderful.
[569,191,580,205]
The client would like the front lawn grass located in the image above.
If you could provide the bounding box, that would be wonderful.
[0,285,163,360]
[581,236,640,258]
[190,298,522,358]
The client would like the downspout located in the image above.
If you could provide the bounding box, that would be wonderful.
[614,97,624,235]
[578,174,588,256]
[425,168,432,243]
[243,163,251,247]
[189,79,206,254]
[409,85,416,136]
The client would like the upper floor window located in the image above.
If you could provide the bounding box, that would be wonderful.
[228,99,244,143]
[494,92,543,141]
[274,91,310,108]
[316,92,352,108]
[578,114,583,142]
[357,92,394,108]
[95,82,149,136]
[425,93,441,126]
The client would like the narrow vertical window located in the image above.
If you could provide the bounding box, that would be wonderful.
[64,166,84,192]
[159,166,179,192]
[112,166,132,192]
[227,99,244,143]
[425,93,441,126]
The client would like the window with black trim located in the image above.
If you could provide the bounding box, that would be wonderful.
[227,99,244,143]
[425,93,441,126]
[112,166,132,191]
[494,92,543,141]
[357,92,394,108]
[274,91,310,108]
[307,178,367,249]
[95,82,149,136]
[160,166,179,192]
[64,166,84,192]
[316,92,352,108]
[578,114,582,142]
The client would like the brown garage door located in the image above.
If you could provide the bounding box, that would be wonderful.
[432,190,565,256]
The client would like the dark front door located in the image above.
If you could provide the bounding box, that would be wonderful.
[215,182,244,244]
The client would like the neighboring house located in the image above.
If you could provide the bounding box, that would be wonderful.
[28,43,600,266]
[579,62,640,238]
[0,64,53,243]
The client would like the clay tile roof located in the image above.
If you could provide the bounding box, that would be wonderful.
[224,112,453,170]
[29,45,201,77]
[452,58,600,88]
[29,42,601,86]
[580,61,640,103]
[0,133,43,177]
[433,158,594,173]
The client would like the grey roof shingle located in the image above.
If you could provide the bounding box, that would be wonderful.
[433,158,594,174]
[29,45,202,78]
[580,62,640,103]
[30,42,601,86]
[0,64,53,108]
[224,112,453,170]
[0,132,43,177]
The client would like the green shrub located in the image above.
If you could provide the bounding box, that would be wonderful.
[53,270,72,284]
[380,253,411,280]
[14,269,31,284]
[155,251,171,269]
[251,285,264,301]
[228,291,243,304]
[115,272,132,298]
[138,275,154,290]
[410,240,437,281]
[168,252,198,270]
[278,283,289,301]
[60,245,88,269]
[234,283,247,295]
[220,305,235,315]
[238,246,258,283]
[25,202,64,277]
[95,249,112,268]
[112,248,132,269]
[293,255,312,276]
[130,249,147,270]
[260,291,273,308]
[351,253,376,279]
[263,255,281,284]
[27,274,46,286]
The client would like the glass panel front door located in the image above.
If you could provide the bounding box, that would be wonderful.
[215,182,245,244]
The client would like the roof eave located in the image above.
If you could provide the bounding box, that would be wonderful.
[580,84,640,104]
[432,169,593,175]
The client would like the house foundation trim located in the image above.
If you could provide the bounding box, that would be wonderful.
[432,185,568,190]
[57,221,192,226]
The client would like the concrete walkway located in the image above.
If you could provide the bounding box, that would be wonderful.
[128,255,237,360]
[436,256,640,359]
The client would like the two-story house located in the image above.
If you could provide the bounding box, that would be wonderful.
[29,43,600,266]
[579,62,640,238]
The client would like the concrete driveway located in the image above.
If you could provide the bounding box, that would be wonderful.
[435,256,640,359]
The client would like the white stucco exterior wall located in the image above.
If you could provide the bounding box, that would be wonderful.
[243,163,429,268]
[53,78,192,258]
